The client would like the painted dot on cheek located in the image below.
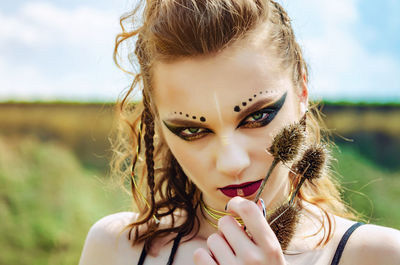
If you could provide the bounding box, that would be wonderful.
[200,117,206,122]
[192,116,196,119]
[242,102,247,106]
[254,94,257,97]
[234,106,241,112]
[249,98,252,102]
[186,114,189,117]
[179,112,182,115]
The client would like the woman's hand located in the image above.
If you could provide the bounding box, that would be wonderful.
[193,196,286,265]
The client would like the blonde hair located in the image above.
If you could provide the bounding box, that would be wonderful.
[112,0,357,249]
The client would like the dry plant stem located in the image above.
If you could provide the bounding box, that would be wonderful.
[254,159,279,202]
[269,176,305,226]
[289,177,306,206]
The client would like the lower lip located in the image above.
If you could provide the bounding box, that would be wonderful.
[219,180,263,198]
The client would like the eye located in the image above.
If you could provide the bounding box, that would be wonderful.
[238,108,278,129]
[163,121,212,142]
[176,127,211,141]
[248,112,264,121]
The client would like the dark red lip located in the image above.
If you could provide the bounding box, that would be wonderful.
[219,179,263,198]
[221,181,258,189]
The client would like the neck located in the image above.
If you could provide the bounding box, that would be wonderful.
[196,203,221,239]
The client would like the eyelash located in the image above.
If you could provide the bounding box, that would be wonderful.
[174,108,277,141]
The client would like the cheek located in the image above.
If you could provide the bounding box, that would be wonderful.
[162,131,212,185]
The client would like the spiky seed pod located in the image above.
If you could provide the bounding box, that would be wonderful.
[268,122,305,163]
[294,144,327,183]
[285,144,328,206]
[267,202,300,250]
[254,122,306,202]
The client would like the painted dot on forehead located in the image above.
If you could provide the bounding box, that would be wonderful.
[200,117,206,122]
[234,89,279,112]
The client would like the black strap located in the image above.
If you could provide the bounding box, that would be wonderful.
[167,232,183,265]
[137,232,183,265]
[330,222,364,265]
[137,243,147,265]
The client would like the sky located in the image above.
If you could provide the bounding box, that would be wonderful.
[0,0,399,102]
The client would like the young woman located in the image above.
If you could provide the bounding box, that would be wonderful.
[79,0,400,264]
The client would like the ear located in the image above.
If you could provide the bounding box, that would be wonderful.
[298,73,309,116]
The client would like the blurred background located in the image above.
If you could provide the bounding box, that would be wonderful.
[0,0,399,264]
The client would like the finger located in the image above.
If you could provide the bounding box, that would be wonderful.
[207,233,236,264]
[226,197,279,248]
[193,248,217,265]
[217,215,255,257]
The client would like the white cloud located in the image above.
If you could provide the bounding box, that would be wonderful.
[280,0,400,100]
[0,54,127,101]
[0,1,130,101]
[0,2,118,50]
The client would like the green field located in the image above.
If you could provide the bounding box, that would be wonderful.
[0,102,399,264]
[0,136,130,265]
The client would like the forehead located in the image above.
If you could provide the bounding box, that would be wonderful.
[152,44,292,119]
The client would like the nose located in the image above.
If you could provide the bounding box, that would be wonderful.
[215,135,250,178]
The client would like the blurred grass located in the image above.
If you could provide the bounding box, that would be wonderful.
[0,103,115,172]
[0,136,129,265]
[334,144,400,229]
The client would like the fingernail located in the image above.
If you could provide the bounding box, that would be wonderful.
[258,198,266,217]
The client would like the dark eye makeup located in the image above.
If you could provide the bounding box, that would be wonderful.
[163,92,287,141]
[162,123,212,141]
[236,107,277,129]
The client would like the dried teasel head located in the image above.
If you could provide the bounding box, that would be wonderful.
[255,123,306,202]
[294,144,328,183]
[268,123,306,163]
[267,202,301,250]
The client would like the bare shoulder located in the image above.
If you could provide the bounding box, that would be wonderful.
[78,212,141,265]
[340,222,400,265]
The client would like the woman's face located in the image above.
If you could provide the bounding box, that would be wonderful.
[153,41,307,211]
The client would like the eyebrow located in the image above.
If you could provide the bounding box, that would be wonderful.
[162,92,287,128]
[163,118,208,128]
[235,92,287,123]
